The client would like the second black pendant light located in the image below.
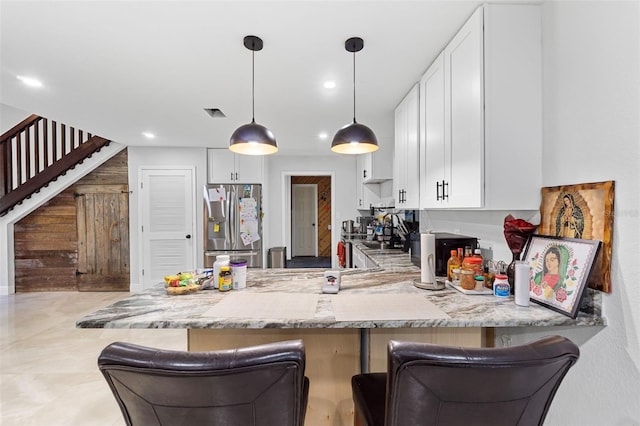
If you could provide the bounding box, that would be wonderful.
[331,37,379,154]
[229,35,278,156]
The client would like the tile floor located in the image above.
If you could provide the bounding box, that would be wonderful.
[286,256,332,268]
[0,292,186,425]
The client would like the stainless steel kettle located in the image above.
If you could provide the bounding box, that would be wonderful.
[342,220,354,233]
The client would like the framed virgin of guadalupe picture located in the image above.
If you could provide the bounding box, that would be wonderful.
[539,181,615,292]
[522,235,601,318]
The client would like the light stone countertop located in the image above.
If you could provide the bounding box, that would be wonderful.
[76,242,605,329]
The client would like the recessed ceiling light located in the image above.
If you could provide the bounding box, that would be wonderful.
[318,132,329,140]
[323,81,336,89]
[17,75,43,88]
[142,132,156,139]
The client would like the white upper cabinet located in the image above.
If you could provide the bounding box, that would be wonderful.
[356,154,381,210]
[359,143,393,184]
[419,4,542,210]
[207,149,264,183]
[393,84,420,209]
[356,138,393,210]
[420,52,447,208]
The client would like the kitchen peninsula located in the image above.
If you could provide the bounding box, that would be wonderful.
[77,243,604,426]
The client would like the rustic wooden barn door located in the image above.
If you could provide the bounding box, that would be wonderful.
[75,184,130,291]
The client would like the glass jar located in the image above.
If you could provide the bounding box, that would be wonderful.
[462,256,483,277]
[459,269,476,290]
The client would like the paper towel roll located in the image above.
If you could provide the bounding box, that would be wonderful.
[514,261,530,306]
[420,232,436,284]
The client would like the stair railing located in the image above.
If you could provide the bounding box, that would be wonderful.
[0,114,111,215]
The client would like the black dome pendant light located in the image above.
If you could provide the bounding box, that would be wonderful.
[229,35,277,155]
[331,37,379,154]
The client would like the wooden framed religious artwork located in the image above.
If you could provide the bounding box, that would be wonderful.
[539,180,614,292]
[523,235,601,318]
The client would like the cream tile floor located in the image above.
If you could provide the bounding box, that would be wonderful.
[0,292,186,426]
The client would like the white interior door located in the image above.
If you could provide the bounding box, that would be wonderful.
[292,184,317,257]
[140,168,196,289]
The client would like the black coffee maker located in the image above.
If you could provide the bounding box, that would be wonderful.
[410,232,478,276]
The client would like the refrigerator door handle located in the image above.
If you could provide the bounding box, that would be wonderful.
[229,186,236,247]
[205,251,259,256]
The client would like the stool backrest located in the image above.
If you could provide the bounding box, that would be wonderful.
[386,335,579,426]
[99,339,308,426]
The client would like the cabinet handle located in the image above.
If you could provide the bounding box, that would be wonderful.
[398,190,402,204]
[363,170,367,179]
[230,172,234,181]
[235,172,238,180]
[443,180,449,200]
[436,181,442,201]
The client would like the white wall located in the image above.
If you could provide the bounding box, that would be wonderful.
[422,2,640,425]
[265,154,358,266]
[0,103,30,133]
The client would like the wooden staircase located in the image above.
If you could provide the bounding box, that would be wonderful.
[0,114,112,216]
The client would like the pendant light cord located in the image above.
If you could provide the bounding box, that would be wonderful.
[252,47,256,123]
[352,49,356,123]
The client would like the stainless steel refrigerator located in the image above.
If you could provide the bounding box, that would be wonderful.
[204,184,263,268]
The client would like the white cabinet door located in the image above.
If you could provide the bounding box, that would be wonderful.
[352,246,366,269]
[207,149,263,183]
[356,155,380,210]
[393,97,406,207]
[444,6,484,208]
[235,154,263,183]
[361,149,393,184]
[208,149,235,183]
[393,84,420,209]
[404,85,420,209]
[420,52,446,209]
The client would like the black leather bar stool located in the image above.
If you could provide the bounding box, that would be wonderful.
[99,339,309,426]
[352,335,579,426]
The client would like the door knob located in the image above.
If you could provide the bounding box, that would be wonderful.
[186,234,191,239]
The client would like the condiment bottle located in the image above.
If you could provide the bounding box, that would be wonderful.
[473,248,484,270]
[218,266,232,292]
[464,246,473,258]
[474,275,485,291]
[447,250,460,281]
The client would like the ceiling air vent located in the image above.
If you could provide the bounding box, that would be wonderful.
[204,108,226,118]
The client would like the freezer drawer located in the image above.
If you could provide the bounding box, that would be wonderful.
[205,251,262,268]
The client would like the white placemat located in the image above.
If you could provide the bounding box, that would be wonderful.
[332,293,450,321]
[202,292,319,320]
